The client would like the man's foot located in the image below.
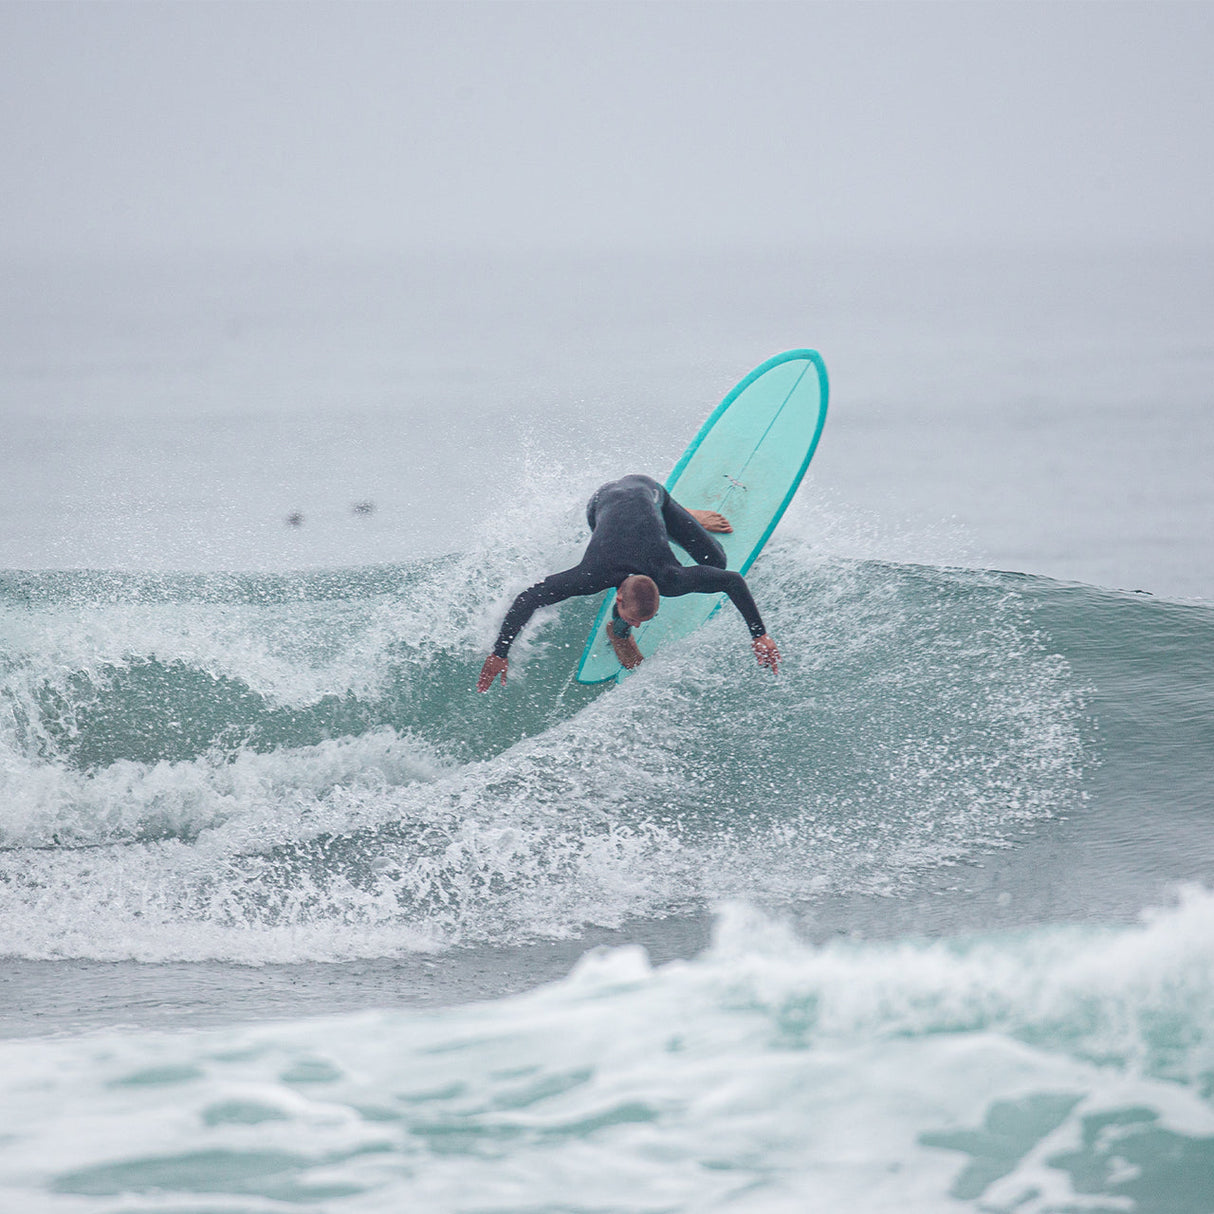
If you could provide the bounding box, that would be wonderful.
[690,509,732,533]
[607,626,644,669]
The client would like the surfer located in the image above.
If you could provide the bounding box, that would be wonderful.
[476,474,780,691]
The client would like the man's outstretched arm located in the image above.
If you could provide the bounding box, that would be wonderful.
[477,565,605,692]
[662,564,780,675]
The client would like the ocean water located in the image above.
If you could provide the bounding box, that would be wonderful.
[1,247,1212,1211]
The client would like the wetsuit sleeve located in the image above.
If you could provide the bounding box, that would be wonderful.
[609,603,632,639]
[492,566,606,659]
[662,565,768,640]
[659,488,728,568]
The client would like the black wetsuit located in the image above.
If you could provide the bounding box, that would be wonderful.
[491,474,766,659]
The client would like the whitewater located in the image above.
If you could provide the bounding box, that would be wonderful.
[1,248,1212,1211]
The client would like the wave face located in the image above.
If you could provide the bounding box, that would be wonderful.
[5,522,1205,962]
[2,894,1212,1211]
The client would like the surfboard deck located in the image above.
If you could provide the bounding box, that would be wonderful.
[574,349,829,684]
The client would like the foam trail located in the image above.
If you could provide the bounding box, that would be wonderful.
[0,538,1095,962]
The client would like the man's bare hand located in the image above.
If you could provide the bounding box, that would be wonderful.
[690,509,732,534]
[607,626,644,670]
[477,654,508,692]
[753,634,780,675]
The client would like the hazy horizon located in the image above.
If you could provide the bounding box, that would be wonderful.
[3,1,1212,258]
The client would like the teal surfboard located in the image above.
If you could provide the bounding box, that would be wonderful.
[574,349,829,685]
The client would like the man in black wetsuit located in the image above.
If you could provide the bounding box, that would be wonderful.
[476,474,780,691]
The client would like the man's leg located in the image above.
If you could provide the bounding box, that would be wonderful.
[661,494,728,568]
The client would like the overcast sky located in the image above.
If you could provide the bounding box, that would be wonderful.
[2,1,1212,256]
